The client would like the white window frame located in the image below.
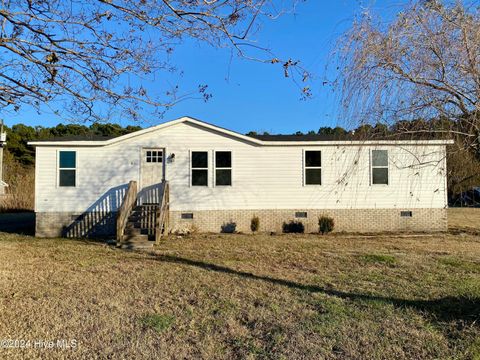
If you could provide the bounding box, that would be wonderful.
[371,149,389,186]
[303,149,322,186]
[190,150,209,187]
[214,150,233,187]
[57,150,77,188]
[145,149,163,163]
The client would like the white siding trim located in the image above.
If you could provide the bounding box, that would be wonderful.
[34,147,39,213]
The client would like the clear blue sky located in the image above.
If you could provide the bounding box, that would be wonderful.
[5,0,406,134]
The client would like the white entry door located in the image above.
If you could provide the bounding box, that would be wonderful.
[139,148,165,204]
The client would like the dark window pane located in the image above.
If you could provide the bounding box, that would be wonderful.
[216,169,232,186]
[192,152,208,168]
[372,168,389,184]
[59,170,76,187]
[216,151,231,168]
[192,169,208,186]
[146,151,151,157]
[372,150,388,167]
[306,169,322,185]
[305,151,321,167]
[59,151,76,168]
[146,156,151,163]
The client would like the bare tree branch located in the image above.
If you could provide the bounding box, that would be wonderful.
[334,0,480,152]
[0,0,309,122]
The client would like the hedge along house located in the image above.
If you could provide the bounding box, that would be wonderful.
[29,117,452,246]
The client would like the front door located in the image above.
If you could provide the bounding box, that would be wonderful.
[139,148,165,204]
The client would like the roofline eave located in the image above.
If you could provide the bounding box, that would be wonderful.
[27,116,455,147]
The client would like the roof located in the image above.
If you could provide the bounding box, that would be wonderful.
[33,135,115,142]
[250,134,344,141]
[250,133,453,142]
[28,116,454,147]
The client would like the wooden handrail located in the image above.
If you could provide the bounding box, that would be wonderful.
[155,181,170,243]
[116,180,138,246]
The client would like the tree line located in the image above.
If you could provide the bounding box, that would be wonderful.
[4,123,142,165]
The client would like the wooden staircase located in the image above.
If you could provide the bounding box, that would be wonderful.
[116,181,169,250]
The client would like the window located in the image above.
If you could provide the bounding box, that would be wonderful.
[371,150,389,185]
[400,211,413,217]
[304,150,321,185]
[191,151,208,186]
[215,151,232,186]
[59,151,76,187]
[146,150,162,163]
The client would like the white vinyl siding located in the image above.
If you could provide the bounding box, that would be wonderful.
[34,122,448,213]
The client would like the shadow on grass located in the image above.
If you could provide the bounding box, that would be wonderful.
[0,212,35,235]
[152,254,479,326]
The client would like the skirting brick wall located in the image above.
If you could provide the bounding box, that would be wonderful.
[170,208,447,234]
[36,211,116,238]
[35,208,447,238]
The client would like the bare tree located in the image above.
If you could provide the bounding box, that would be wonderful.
[334,0,480,152]
[0,0,308,122]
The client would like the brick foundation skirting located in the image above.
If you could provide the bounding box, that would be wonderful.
[35,211,116,238]
[35,208,447,238]
[170,208,447,234]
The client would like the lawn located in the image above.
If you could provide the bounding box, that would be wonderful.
[0,227,479,359]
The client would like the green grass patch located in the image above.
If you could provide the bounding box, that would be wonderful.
[139,313,175,333]
[437,257,479,272]
[361,254,396,265]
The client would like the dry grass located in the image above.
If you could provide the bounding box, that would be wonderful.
[449,208,480,232]
[0,152,34,212]
[0,231,479,359]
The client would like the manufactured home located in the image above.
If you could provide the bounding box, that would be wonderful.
[29,117,452,246]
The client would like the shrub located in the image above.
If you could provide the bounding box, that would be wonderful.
[282,220,305,233]
[250,216,260,233]
[221,221,237,233]
[318,216,335,234]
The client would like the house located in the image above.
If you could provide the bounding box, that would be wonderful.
[29,116,452,245]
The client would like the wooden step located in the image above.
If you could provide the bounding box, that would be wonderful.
[124,227,142,235]
[125,221,142,229]
[119,241,154,250]
[122,233,150,242]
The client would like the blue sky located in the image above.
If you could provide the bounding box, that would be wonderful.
[5,0,406,134]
